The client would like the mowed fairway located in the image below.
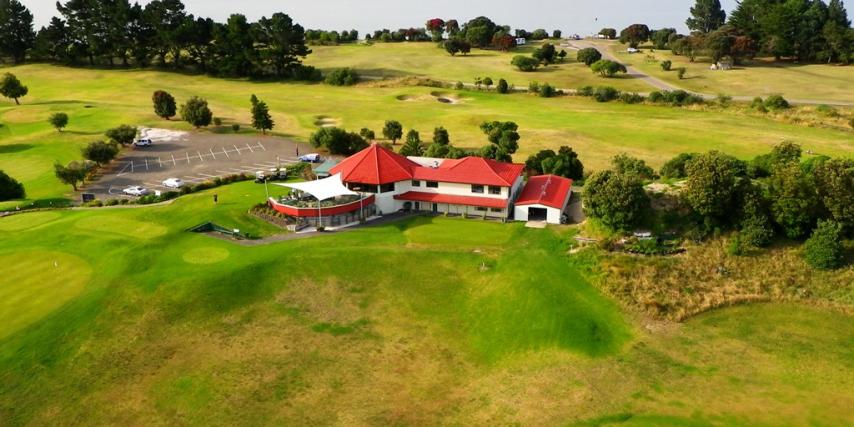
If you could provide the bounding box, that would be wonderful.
[0,181,851,425]
[2,63,852,208]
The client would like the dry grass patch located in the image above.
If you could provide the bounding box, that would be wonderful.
[592,238,854,321]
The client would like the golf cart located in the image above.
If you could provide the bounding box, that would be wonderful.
[255,167,288,183]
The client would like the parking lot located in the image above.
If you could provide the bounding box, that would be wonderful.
[87,131,314,198]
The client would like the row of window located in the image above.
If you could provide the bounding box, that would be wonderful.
[411,180,438,188]
[471,185,502,195]
[474,207,504,213]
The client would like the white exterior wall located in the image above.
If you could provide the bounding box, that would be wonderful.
[514,204,562,224]
[358,179,518,218]
[410,180,511,199]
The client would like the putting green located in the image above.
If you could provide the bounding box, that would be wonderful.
[75,216,168,240]
[0,212,62,232]
[0,250,92,339]
[182,247,230,264]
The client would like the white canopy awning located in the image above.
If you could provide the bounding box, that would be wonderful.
[273,173,358,201]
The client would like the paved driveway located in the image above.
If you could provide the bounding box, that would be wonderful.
[87,133,313,198]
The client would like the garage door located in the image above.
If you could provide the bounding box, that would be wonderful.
[528,207,548,221]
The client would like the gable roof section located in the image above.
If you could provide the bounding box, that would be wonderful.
[515,175,573,210]
[329,144,419,185]
[413,156,525,187]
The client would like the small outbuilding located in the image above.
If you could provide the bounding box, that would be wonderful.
[514,175,573,224]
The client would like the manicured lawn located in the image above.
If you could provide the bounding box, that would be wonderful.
[306,41,652,92]
[602,41,854,103]
[2,64,851,209]
[0,184,851,425]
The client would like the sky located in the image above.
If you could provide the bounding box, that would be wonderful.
[25,0,741,35]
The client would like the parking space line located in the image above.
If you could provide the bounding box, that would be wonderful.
[116,161,132,177]
[222,147,230,158]
[186,152,191,164]
[210,148,217,159]
[246,143,254,153]
[197,151,204,162]
[144,158,149,171]
[256,142,266,151]
[199,173,218,178]
[171,154,177,165]
[233,144,241,155]
[158,157,162,167]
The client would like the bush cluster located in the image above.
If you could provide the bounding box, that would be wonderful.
[648,90,704,106]
[324,68,359,86]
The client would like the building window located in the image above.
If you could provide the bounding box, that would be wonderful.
[411,180,421,187]
[380,183,395,193]
[426,181,438,188]
[471,185,484,194]
[489,186,502,195]
[350,183,377,193]
[474,206,488,212]
[490,208,503,213]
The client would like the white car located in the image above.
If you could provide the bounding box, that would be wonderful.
[134,138,152,147]
[122,186,150,197]
[162,178,184,188]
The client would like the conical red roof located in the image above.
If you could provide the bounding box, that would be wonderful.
[329,143,419,185]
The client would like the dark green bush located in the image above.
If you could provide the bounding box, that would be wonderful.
[619,92,644,104]
[0,170,25,201]
[593,86,620,102]
[577,86,594,96]
[660,60,672,71]
[764,94,790,111]
[324,68,359,86]
[804,220,845,269]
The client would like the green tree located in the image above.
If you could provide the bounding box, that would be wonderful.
[532,43,557,64]
[813,158,854,232]
[399,130,424,156]
[651,28,677,49]
[382,120,403,144]
[81,141,120,166]
[0,170,25,201]
[683,151,746,225]
[359,128,375,140]
[584,170,650,231]
[254,12,311,78]
[480,121,520,156]
[482,77,493,90]
[738,183,775,247]
[250,94,274,134]
[511,55,540,71]
[0,0,36,64]
[152,90,177,120]
[48,112,69,132]
[576,47,602,66]
[599,28,617,39]
[822,0,852,63]
[612,154,655,180]
[180,96,213,128]
[53,160,94,191]
[686,0,726,33]
[309,127,367,155]
[0,72,28,104]
[769,162,820,239]
[526,146,584,180]
[591,59,627,77]
[432,126,450,145]
[105,125,137,144]
[619,24,651,48]
[804,220,845,269]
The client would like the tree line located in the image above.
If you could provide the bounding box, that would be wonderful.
[616,0,852,64]
[0,0,315,79]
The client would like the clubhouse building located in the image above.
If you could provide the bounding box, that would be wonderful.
[268,144,573,226]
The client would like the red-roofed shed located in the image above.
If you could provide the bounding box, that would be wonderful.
[514,175,573,224]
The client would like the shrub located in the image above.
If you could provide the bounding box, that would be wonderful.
[180,96,213,128]
[716,94,732,107]
[816,104,839,117]
[849,117,854,129]
[659,152,698,179]
[676,67,686,79]
[593,86,620,102]
[583,170,650,231]
[359,128,376,139]
[660,60,672,71]
[232,124,240,132]
[213,117,222,126]
[0,170,25,201]
[647,90,703,106]
[612,153,656,180]
[528,81,540,94]
[511,55,540,72]
[48,112,69,132]
[619,92,644,104]
[105,125,137,145]
[309,127,368,155]
[538,83,558,98]
[454,81,464,90]
[104,199,119,206]
[803,220,845,269]
[764,94,790,111]
[577,86,594,96]
[726,235,745,256]
[496,78,509,94]
[324,68,359,86]
[291,64,322,81]
[591,59,627,77]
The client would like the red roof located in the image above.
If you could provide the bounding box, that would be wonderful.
[329,144,419,185]
[330,144,525,187]
[394,192,508,209]
[413,156,525,187]
[515,175,573,209]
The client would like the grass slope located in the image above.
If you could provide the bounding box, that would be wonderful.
[602,41,854,103]
[0,182,851,425]
[2,64,851,208]
[306,41,652,92]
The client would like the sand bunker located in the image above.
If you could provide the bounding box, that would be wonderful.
[314,116,341,128]
[138,127,189,142]
[396,92,464,105]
